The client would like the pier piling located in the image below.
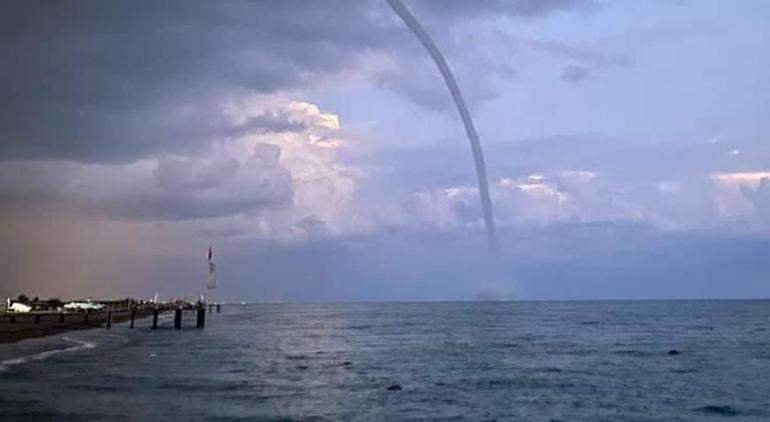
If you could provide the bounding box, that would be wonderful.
[106,311,112,329]
[152,308,159,329]
[174,308,182,329]
[196,308,206,328]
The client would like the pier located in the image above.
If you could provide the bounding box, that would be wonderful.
[0,300,223,344]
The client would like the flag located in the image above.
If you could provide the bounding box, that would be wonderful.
[206,246,217,290]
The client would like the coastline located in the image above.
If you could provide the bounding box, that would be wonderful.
[0,310,157,344]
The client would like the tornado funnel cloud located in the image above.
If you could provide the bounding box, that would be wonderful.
[386,0,499,252]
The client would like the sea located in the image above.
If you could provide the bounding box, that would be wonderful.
[1,300,769,421]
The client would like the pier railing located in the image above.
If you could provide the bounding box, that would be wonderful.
[0,301,218,330]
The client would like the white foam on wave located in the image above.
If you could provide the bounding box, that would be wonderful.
[0,337,96,373]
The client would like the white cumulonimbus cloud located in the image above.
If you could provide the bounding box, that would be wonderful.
[401,169,770,234]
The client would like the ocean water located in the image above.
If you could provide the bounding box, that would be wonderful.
[1,301,769,421]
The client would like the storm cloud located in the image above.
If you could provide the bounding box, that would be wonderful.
[0,0,602,162]
[0,1,388,162]
[2,0,770,301]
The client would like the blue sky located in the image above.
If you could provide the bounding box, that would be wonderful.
[1,0,769,301]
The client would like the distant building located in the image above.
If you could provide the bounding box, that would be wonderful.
[9,302,33,313]
[28,299,64,312]
[97,298,132,310]
[63,301,104,312]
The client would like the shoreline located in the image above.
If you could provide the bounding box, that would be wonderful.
[0,310,159,344]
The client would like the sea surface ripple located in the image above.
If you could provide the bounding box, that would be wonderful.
[1,300,769,421]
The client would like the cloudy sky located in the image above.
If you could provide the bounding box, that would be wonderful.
[2,0,770,301]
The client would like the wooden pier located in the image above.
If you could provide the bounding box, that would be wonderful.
[0,301,221,344]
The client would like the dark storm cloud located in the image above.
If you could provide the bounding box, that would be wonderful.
[0,0,395,163]
[0,0,599,163]
[0,143,293,221]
